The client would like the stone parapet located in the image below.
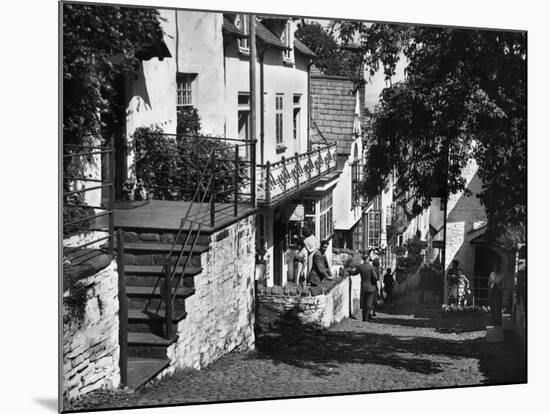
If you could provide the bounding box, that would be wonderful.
[62,259,120,401]
[256,275,361,332]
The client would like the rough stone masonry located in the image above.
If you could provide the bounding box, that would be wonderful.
[62,260,120,401]
[162,214,257,374]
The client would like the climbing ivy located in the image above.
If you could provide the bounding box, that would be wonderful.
[63,275,88,326]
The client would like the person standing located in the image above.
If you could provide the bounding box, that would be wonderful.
[456,270,471,307]
[488,261,505,326]
[383,268,395,307]
[447,260,461,305]
[293,238,308,286]
[308,240,333,287]
[371,258,382,316]
[350,255,379,321]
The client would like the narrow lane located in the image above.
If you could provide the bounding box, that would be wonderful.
[70,296,526,410]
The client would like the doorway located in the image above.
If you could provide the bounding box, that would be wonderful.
[473,246,501,306]
[273,209,285,286]
[99,73,127,202]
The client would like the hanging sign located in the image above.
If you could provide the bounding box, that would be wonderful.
[286,204,305,221]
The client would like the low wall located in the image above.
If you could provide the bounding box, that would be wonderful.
[62,258,120,401]
[163,214,256,373]
[395,265,422,298]
[257,275,361,331]
[63,231,109,249]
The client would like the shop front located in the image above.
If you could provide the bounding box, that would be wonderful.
[256,182,337,288]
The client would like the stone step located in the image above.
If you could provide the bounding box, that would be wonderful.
[127,308,188,324]
[124,265,202,277]
[127,331,176,347]
[127,286,196,299]
[116,241,209,255]
[121,230,211,246]
[125,274,195,289]
[127,332,177,360]
[127,357,170,390]
[120,253,202,268]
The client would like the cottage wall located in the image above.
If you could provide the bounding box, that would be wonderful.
[332,137,364,231]
[224,20,310,163]
[164,215,256,371]
[62,260,120,400]
[429,159,488,277]
[174,11,226,136]
[125,10,178,138]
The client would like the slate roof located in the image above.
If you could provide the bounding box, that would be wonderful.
[310,72,357,155]
[222,17,247,38]
[294,38,316,58]
[256,21,288,50]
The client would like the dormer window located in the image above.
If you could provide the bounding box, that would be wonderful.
[281,21,293,63]
[235,14,250,54]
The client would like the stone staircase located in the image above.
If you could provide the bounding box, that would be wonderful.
[115,228,210,390]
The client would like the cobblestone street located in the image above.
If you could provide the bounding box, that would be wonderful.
[70,296,526,411]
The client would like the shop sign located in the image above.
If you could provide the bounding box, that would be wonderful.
[286,204,305,221]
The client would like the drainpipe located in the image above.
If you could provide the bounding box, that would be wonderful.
[249,15,257,206]
[307,59,314,152]
[175,10,179,72]
[260,49,265,165]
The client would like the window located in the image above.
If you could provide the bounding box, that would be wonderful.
[235,14,249,52]
[276,94,284,144]
[352,217,365,251]
[320,192,333,241]
[351,162,363,206]
[176,74,195,109]
[293,95,301,140]
[281,21,292,62]
[238,93,250,158]
[303,199,316,236]
[367,206,381,248]
[238,93,250,109]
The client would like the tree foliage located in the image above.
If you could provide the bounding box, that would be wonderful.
[295,21,362,80]
[63,3,164,145]
[131,125,248,202]
[338,23,526,234]
[295,22,341,75]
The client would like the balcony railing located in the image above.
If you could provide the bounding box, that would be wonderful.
[137,133,256,227]
[256,144,337,205]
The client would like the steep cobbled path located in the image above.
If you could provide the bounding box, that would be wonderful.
[69,298,526,410]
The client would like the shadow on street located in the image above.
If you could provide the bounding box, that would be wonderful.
[254,302,525,385]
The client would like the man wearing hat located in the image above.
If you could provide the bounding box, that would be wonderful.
[350,254,379,321]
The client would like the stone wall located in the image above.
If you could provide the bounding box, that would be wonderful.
[256,275,361,331]
[163,214,256,372]
[394,265,422,298]
[62,260,120,401]
[63,231,108,249]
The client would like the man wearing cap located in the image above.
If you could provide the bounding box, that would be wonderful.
[308,240,333,287]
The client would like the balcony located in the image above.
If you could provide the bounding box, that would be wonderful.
[256,144,338,206]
